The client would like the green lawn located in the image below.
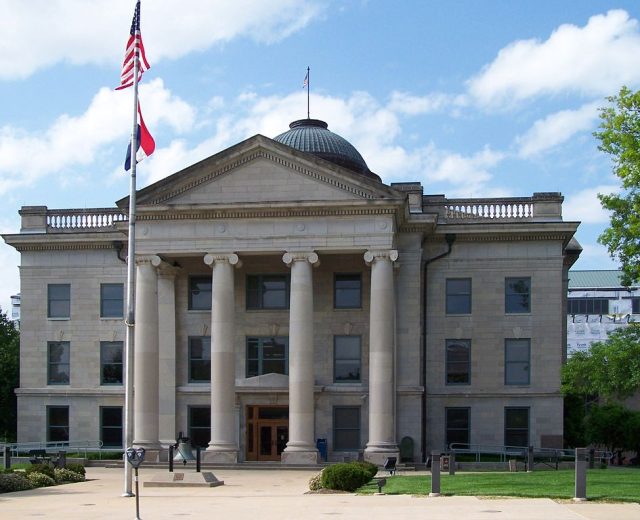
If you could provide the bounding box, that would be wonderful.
[358,468,640,502]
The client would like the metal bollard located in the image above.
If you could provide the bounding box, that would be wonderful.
[3,446,10,470]
[448,452,456,476]
[527,445,534,472]
[574,448,587,502]
[588,448,595,470]
[430,451,441,497]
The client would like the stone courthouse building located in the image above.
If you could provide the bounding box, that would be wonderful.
[3,118,581,464]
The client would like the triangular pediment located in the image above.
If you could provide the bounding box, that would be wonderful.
[120,135,401,209]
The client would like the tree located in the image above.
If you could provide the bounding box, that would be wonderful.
[0,308,19,441]
[585,404,640,456]
[594,86,640,287]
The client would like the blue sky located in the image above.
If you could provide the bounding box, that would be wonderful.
[1,0,639,312]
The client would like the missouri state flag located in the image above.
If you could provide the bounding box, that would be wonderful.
[125,101,155,171]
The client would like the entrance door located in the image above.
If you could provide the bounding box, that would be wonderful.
[246,405,289,461]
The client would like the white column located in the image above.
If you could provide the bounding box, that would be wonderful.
[157,263,179,449]
[133,255,161,451]
[204,253,240,463]
[364,249,399,465]
[282,251,320,465]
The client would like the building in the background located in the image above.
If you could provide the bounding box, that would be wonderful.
[3,118,580,464]
[567,270,639,356]
[10,293,20,329]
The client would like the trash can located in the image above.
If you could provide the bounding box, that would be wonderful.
[316,438,327,462]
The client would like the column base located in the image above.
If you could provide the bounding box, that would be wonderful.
[131,447,161,463]
[364,445,400,467]
[203,449,238,464]
[281,450,319,465]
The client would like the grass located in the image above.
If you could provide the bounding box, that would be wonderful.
[358,468,640,502]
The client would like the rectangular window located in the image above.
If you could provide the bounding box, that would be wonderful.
[334,274,362,309]
[47,406,69,442]
[100,341,123,385]
[189,276,212,310]
[189,336,211,383]
[100,283,124,318]
[48,341,70,385]
[100,406,123,448]
[567,298,610,315]
[505,339,530,385]
[633,297,640,315]
[246,274,289,310]
[188,406,211,449]
[505,407,529,447]
[446,278,471,314]
[446,339,470,385]
[333,406,360,451]
[445,407,470,448]
[48,284,70,318]
[246,337,288,377]
[334,335,361,383]
[505,277,531,314]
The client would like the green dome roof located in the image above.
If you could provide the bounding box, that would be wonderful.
[274,119,380,181]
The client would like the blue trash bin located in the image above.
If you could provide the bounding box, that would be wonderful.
[316,438,327,462]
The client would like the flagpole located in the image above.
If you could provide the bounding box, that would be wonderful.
[123,0,141,498]
[306,66,310,119]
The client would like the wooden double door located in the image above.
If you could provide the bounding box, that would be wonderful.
[246,405,289,461]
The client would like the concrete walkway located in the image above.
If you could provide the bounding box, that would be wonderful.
[0,467,639,520]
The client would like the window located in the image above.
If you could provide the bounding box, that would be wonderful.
[189,276,211,310]
[334,336,361,383]
[567,298,609,315]
[445,407,470,448]
[633,297,640,315]
[334,274,362,309]
[48,341,70,385]
[47,406,69,442]
[446,339,470,385]
[188,406,210,449]
[505,339,530,385]
[505,277,531,313]
[446,278,471,314]
[246,274,289,310]
[48,284,70,318]
[505,407,529,447]
[101,407,123,448]
[189,336,211,383]
[333,406,360,451]
[100,341,123,385]
[246,337,288,377]
[100,283,124,318]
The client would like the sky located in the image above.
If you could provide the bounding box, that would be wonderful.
[1,0,639,313]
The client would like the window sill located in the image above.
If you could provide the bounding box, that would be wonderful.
[47,317,70,321]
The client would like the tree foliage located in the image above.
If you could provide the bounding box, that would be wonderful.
[0,308,19,441]
[585,403,640,454]
[594,86,640,287]
[562,326,640,400]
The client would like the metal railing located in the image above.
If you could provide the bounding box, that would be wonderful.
[1,440,107,459]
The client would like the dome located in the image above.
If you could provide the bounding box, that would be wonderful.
[274,119,380,181]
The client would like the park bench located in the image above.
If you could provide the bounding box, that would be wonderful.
[28,449,51,465]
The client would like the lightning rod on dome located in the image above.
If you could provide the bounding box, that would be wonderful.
[303,66,310,119]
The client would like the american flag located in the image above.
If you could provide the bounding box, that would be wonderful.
[303,69,309,89]
[116,1,150,91]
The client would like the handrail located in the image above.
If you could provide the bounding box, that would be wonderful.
[2,440,107,458]
[447,443,612,464]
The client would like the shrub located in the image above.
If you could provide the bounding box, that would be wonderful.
[54,467,85,483]
[321,463,371,492]
[65,463,86,476]
[308,470,324,491]
[26,472,56,488]
[25,463,55,479]
[0,473,33,493]
[354,461,378,479]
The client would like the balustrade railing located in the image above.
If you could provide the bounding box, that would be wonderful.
[443,199,533,220]
[46,208,127,230]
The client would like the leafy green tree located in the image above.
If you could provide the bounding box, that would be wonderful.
[585,404,640,456]
[594,86,640,287]
[0,308,19,441]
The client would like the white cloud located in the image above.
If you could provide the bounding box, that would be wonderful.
[0,0,324,80]
[387,91,453,115]
[0,79,194,193]
[516,101,600,157]
[468,10,640,107]
[563,184,619,223]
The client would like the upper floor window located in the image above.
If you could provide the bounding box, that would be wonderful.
[100,341,123,385]
[334,335,361,383]
[446,339,470,385]
[567,297,609,315]
[334,274,362,309]
[189,336,211,383]
[47,406,69,442]
[505,338,530,385]
[189,276,211,310]
[247,274,289,310]
[633,297,640,315]
[246,337,288,377]
[505,277,531,314]
[48,341,70,385]
[445,407,470,448]
[505,407,529,447]
[101,283,124,318]
[48,284,70,318]
[446,278,471,314]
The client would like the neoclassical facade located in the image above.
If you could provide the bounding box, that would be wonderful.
[4,119,580,464]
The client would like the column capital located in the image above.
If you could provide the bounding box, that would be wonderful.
[135,254,162,267]
[282,251,319,267]
[204,252,240,267]
[157,262,181,278]
[364,249,398,265]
